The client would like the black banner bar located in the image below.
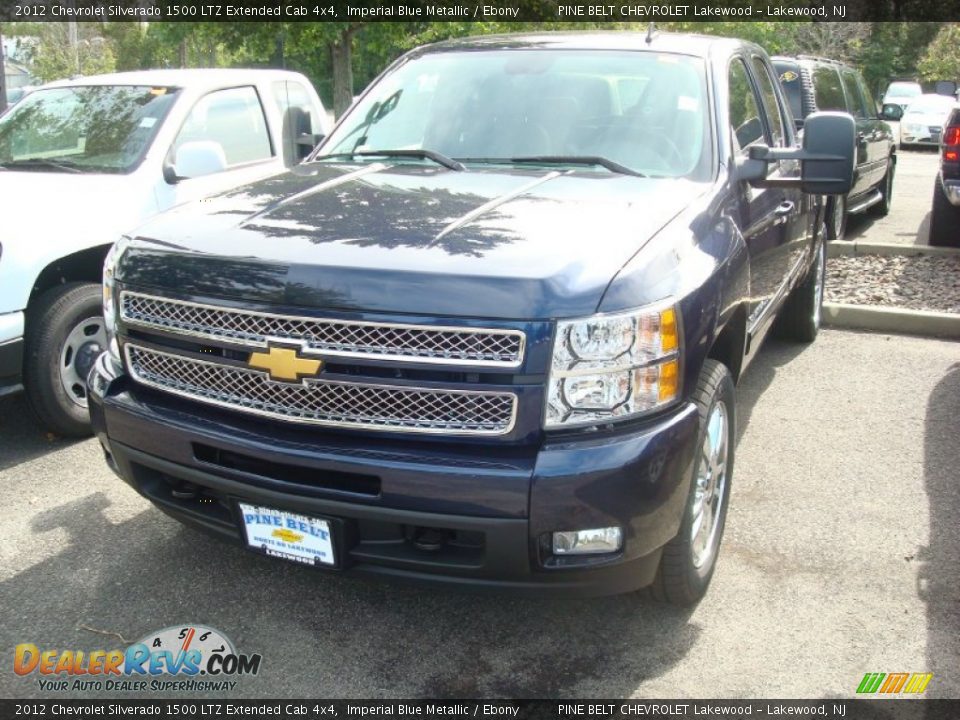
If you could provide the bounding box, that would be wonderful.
[1,700,959,720]
[4,0,960,23]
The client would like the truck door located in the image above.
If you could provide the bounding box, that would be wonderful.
[728,57,797,332]
[156,86,284,211]
[842,69,888,192]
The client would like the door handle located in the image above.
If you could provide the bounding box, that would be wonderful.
[775,201,795,216]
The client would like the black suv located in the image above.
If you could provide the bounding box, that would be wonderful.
[931,107,960,246]
[774,56,896,241]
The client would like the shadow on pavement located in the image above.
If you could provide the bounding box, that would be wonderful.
[733,337,810,445]
[0,489,700,699]
[0,393,85,472]
[921,363,960,698]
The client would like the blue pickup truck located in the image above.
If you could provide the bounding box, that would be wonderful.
[89,32,855,604]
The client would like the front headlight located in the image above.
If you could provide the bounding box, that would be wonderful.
[102,236,131,361]
[545,301,681,429]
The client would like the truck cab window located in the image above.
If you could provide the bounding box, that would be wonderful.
[813,67,847,112]
[751,57,786,147]
[729,58,765,151]
[173,86,272,168]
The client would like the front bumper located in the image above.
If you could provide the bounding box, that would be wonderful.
[89,353,698,597]
[900,129,939,145]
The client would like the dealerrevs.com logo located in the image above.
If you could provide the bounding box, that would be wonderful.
[13,624,262,693]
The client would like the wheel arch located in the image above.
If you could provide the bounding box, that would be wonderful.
[27,244,111,314]
[706,302,748,384]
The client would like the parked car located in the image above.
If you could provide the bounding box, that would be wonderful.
[0,69,330,436]
[930,107,960,246]
[89,33,854,603]
[896,94,960,147]
[4,85,35,107]
[882,80,923,111]
[773,56,896,241]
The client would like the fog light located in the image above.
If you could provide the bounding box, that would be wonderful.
[552,527,623,555]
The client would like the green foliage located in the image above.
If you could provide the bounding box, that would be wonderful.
[4,20,950,116]
[917,23,960,82]
[20,23,116,82]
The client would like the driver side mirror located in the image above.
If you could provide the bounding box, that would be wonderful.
[163,141,227,183]
[736,112,856,195]
[880,103,904,121]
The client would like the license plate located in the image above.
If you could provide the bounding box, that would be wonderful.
[238,503,335,567]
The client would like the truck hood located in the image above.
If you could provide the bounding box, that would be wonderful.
[122,162,708,319]
[1,171,155,248]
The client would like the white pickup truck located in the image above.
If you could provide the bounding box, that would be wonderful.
[0,68,330,436]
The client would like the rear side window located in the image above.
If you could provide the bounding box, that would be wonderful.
[813,66,847,112]
[174,86,272,167]
[856,76,878,116]
[839,69,868,118]
[751,57,786,147]
[728,58,765,151]
[775,62,804,121]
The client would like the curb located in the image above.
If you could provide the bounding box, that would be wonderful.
[822,302,960,339]
[828,241,960,258]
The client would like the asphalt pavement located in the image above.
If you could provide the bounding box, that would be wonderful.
[1,147,957,701]
[845,145,940,246]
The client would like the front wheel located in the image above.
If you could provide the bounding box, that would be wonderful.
[871,158,895,217]
[777,235,826,343]
[649,360,736,606]
[24,283,105,437]
[826,195,847,240]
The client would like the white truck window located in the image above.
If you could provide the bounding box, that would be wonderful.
[174,86,272,167]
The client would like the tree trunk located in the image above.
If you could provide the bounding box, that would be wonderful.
[330,27,356,119]
[0,25,7,114]
[179,39,187,68]
[67,20,79,75]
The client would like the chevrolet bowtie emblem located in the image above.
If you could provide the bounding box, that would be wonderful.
[248,346,322,382]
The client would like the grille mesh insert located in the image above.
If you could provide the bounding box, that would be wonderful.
[125,345,517,435]
[120,292,524,367]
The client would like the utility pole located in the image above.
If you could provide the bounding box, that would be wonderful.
[0,23,8,114]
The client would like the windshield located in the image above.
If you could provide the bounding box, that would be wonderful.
[886,82,922,99]
[905,96,957,114]
[318,49,711,179]
[0,85,179,173]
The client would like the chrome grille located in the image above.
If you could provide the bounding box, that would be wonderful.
[120,292,525,367]
[124,345,517,436]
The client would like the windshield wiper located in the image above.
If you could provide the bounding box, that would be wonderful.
[314,149,466,172]
[510,156,645,177]
[0,158,85,173]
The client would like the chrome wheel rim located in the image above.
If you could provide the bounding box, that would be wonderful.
[812,241,825,329]
[691,401,729,570]
[59,316,107,409]
[832,196,845,239]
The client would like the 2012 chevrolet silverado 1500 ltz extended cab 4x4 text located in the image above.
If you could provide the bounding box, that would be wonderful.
[89,33,855,604]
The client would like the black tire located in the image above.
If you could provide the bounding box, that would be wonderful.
[826,194,847,240]
[24,283,104,438]
[929,179,960,247]
[871,157,895,217]
[649,360,736,606]
[777,234,827,343]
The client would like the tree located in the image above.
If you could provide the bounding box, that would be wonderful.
[16,22,115,82]
[917,23,960,82]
